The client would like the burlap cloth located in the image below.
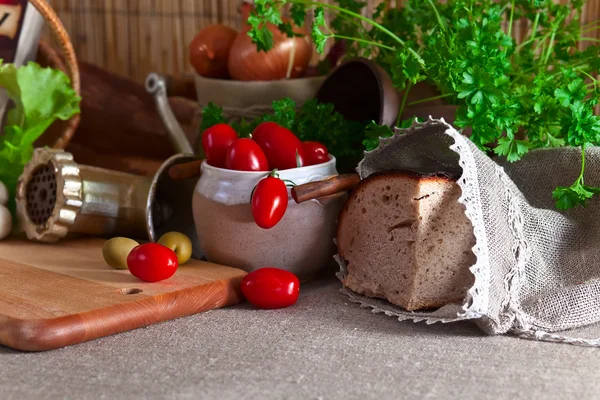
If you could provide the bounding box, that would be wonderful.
[337,118,600,347]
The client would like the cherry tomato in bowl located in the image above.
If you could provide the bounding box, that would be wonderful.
[254,126,305,170]
[251,121,280,143]
[127,243,179,282]
[251,171,288,229]
[241,267,300,309]
[201,124,238,168]
[302,141,329,165]
[225,138,269,171]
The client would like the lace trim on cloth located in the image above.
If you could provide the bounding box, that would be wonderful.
[494,164,536,333]
[336,117,600,348]
[444,125,490,321]
[336,118,489,325]
[512,329,600,347]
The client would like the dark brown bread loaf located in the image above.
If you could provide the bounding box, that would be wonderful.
[337,170,475,311]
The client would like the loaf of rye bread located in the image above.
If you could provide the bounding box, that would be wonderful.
[337,170,476,311]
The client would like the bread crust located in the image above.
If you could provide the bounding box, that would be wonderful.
[336,169,473,311]
[365,169,459,182]
[337,170,458,254]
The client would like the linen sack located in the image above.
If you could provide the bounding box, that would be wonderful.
[337,118,600,347]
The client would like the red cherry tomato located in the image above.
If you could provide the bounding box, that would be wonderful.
[254,126,306,170]
[127,243,179,282]
[251,173,288,229]
[302,141,329,165]
[225,138,269,171]
[241,267,300,309]
[201,124,238,168]
[251,121,280,143]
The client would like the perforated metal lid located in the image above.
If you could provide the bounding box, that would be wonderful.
[25,164,58,226]
[16,149,82,243]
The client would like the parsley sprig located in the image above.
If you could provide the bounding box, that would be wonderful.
[248,0,600,210]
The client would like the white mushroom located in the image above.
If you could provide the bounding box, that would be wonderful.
[0,181,8,205]
[0,181,12,239]
[0,204,12,240]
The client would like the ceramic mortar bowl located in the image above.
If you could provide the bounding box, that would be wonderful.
[192,156,345,281]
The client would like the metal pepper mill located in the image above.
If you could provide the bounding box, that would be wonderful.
[15,148,202,257]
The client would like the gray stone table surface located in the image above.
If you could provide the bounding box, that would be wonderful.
[1,277,600,400]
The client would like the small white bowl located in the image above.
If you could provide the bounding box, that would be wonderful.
[192,156,346,281]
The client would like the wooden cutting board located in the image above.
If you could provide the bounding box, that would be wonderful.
[0,238,247,352]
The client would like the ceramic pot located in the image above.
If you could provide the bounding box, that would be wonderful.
[315,57,400,128]
[194,74,326,110]
[192,156,346,281]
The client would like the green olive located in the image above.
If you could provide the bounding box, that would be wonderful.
[102,237,139,270]
[157,232,192,265]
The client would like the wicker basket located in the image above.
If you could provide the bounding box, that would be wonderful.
[24,0,80,150]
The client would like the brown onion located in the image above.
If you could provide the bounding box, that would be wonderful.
[189,24,238,79]
[228,8,312,81]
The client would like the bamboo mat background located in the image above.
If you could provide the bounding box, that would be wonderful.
[43,0,600,83]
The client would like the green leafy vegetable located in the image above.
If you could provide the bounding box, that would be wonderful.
[290,4,307,27]
[247,0,284,52]
[263,97,297,129]
[552,146,600,210]
[329,0,366,44]
[0,61,81,207]
[199,102,226,133]
[246,0,600,210]
[363,117,425,151]
[363,121,394,151]
[311,8,330,54]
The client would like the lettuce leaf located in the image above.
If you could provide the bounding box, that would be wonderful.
[0,61,81,204]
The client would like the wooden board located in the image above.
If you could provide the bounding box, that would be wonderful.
[0,238,247,352]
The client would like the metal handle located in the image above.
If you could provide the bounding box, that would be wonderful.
[146,73,195,155]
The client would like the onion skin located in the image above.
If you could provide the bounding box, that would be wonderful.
[228,21,312,81]
[189,24,238,79]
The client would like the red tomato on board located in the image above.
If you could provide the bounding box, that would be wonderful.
[251,121,280,143]
[302,141,329,165]
[251,174,288,229]
[127,243,179,282]
[201,124,238,168]
[253,126,305,170]
[241,267,300,309]
[225,138,269,171]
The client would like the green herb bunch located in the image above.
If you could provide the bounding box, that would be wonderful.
[249,0,600,210]
[201,98,365,172]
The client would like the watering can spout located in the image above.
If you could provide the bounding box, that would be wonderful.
[146,73,195,155]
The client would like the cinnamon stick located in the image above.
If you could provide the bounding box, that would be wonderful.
[291,174,360,203]
[168,159,204,180]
